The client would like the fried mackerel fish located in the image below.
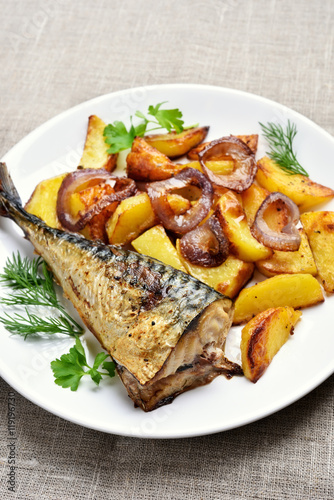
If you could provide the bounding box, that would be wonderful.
[0,162,239,411]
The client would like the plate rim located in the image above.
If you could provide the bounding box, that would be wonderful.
[1,83,334,439]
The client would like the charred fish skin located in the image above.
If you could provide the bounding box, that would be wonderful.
[0,162,237,411]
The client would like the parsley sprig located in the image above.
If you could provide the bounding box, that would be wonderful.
[51,337,115,391]
[103,101,185,153]
[0,253,84,338]
[259,120,309,177]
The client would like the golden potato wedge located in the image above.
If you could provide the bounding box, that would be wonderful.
[126,137,183,181]
[25,173,67,228]
[256,229,317,277]
[300,211,334,292]
[256,157,334,212]
[233,273,324,325]
[106,192,157,245]
[187,134,259,160]
[132,225,186,272]
[215,191,272,262]
[241,307,302,382]
[79,115,117,171]
[176,240,254,299]
[241,183,269,226]
[144,126,209,158]
[105,192,189,246]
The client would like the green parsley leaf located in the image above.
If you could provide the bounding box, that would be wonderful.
[103,102,185,154]
[104,121,136,153]
[51,337,116,391]
[148,102,184,133]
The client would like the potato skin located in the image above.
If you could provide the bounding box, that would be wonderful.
[233,273,324,325]
[256,157,334,212]
[80,115,117,172]
[300,211,334,292]
[241,307,302,383]
[144,126,209,158]
[126,137,184,181]
[256,228,317,278]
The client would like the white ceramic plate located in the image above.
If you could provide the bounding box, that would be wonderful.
[1,84,333,439]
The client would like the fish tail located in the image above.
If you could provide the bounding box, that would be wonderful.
[0,162,22,217]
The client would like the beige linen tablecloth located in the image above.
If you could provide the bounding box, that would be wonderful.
[0,1,333,499]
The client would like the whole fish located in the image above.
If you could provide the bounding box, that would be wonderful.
[0,162,240,411]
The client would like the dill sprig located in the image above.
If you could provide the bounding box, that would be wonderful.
[259,120,309,177]
[0,310,82,339]
[0,252,84,338]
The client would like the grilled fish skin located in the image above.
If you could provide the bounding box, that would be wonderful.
[0,162,240,411]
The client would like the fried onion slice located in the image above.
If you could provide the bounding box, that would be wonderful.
[251,192,301,251]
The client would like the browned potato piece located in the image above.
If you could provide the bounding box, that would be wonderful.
[241,307,302,383]
[300,211,334,292]
[126,137,184,181]
[233,273,324,325]
[256,229,317,277]
[256,157,334,212]
[106,192,157,245]
[144,126,209,158]
[176,240,254,299]
[79,115,117,171]
[187,134,259,159]
[215,191,272,262]
[241,183,269,226]
[25,173,67,228]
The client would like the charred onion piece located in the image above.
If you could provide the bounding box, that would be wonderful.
[179,215,229,267]
[57,169,136,232]
[198,136,257,193]
[251,192,301,251]
[147,167,213,234]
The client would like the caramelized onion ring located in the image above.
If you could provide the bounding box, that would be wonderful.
[198,136,257,193]
[147,168,213,234]
[57,169,136,232]
[179,215,229,267]
[251,192,301,251]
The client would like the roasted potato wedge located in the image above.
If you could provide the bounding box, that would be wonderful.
[132,225,186,272]
[215,190,272,262]
[105,192,189,245]
[79,115,117,171]
[241,307,302,382]
[300,211,334,292]
[233,273,324,325]
[25,173,67,228]
[187,134,259,160]
[106,192,157,245]
[241,183,269,226]
[144,126,209,158]
[256,229,317,277]
[256,157,334,212]
[126,137,183,181]
[176,240,254,299]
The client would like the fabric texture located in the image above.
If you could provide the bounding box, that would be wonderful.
[0,1,333,499]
